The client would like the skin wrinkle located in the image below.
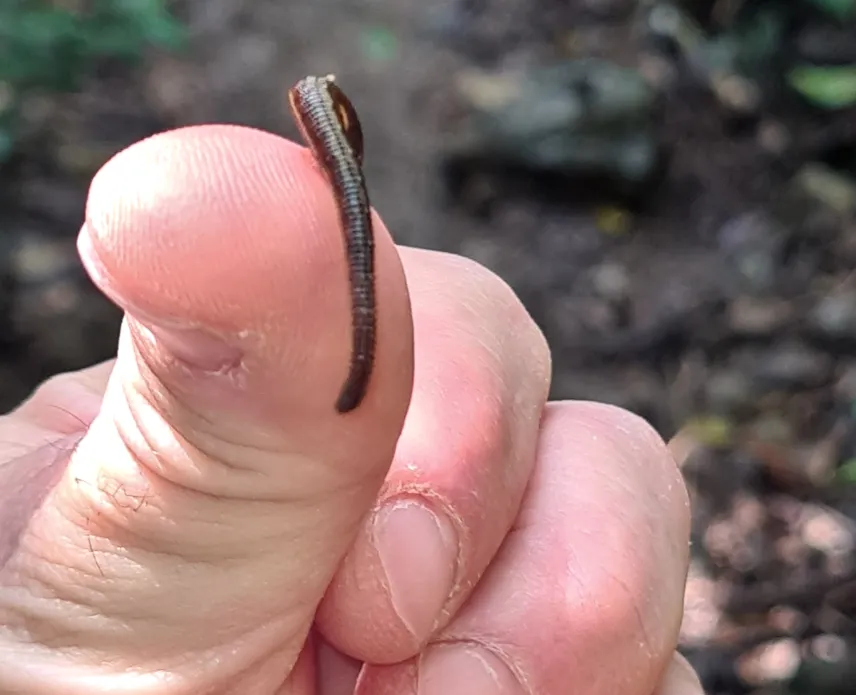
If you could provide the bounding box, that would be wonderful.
[11,397,91,438]
[118,343,363,507]
[562,542,590,623]
[593,422,686,688]
[0,437,80,569]
[0,432,49,463]
[16,516,108,605]
[112,383,233,505]
[586,408,691,587]
[428,639,536,695]
[126,331,273,464]
[72,419,265,565]
[123,372,269,486]
[70,438,315,564]
[4,541,125,646]
[561,463,663,664]
[610,572,655,660]
[580,409,687,539]
[61,601,295,688]
[505,405,678,695]
[59,485,182,577]
[19,502,294,665]
[132,396,315,495]
[12,366,110,432]
[126,308,394,502]
[2,599,104,657]
[40,405,91,437]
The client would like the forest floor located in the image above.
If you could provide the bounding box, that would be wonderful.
[2,1,855,693]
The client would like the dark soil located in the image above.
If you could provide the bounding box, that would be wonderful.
[2,1,856,693]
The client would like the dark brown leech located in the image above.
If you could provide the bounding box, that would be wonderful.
[288,75,376,413]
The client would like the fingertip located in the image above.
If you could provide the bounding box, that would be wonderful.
[499,401,692,691]
[544,401,692,540]
[81,124,344,328]
[655,653,706,695]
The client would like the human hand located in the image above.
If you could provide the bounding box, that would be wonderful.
[0,124,702,695]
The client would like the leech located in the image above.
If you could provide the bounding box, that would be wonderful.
[287,74,376,414]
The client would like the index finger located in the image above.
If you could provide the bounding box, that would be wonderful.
[316,248,552,662]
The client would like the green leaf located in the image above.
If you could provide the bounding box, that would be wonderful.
[836,458,856,484]
[0,127,14,164]
[0,1,187,154]
[788,65,856,109]
[361,26,398,64]
[805,0,856,21]
[683,415,735,448]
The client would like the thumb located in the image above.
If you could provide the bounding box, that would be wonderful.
[1,124,413,693]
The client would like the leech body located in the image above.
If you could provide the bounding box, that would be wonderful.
[287,74,376,413]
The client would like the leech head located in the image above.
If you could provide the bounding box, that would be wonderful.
[288,75,365,166]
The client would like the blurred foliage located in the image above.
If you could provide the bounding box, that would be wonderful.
[360,25,399,64]
[837,457,856,484]
[806,0,856,21]
[788,65,856,109]
[658,0,856,110]
[790,0,856,107]
[0,0,186,162]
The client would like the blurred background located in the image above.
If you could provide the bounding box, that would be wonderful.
[2,0,856,692]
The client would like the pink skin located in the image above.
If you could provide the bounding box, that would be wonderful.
[0,125,703,695]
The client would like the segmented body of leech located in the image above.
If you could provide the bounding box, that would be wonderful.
[288,75,376,413]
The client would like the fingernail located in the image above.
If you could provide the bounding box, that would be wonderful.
[374,499,459,640]
[78,223,242,372]
[419,644,525,695]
